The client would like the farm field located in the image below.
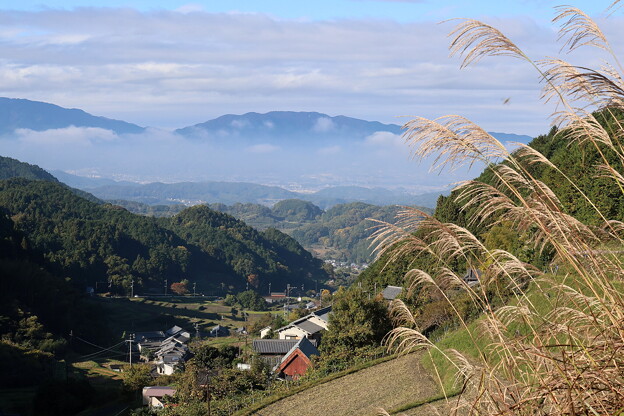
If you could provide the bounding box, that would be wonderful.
[254,353,439,416]
[89,295,279,341]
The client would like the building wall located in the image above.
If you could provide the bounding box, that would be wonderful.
[278,326,307,340]
[280,351,312,380]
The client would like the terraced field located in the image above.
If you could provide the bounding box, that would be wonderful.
[254,353,440,416]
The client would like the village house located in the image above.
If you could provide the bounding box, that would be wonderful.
[259,326,272,339]
[276,306,331,344]
[134,325,192,375]
[142,386,176,408]
[264,292,286,304]
[252,338,318,367]
[275,337,319,380]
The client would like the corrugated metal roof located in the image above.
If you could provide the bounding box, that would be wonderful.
[382,285,403,300]
[253,339,299,354]
[296,320,324,334]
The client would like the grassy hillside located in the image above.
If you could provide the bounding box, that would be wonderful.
[252,353,439,416]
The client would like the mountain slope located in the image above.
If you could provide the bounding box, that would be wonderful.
[0,155,59,182]
[176,111,532,146]
[0,97,144,135]
[175,111,403,142]
[0,178,327,294]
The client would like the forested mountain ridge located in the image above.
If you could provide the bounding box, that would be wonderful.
[0,155,59,182]
[359,109,624,289]
[0,178,327,295]
[106,198,431,264]
[209,199,428,264]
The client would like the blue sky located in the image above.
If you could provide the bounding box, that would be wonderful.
[8,1,611,22]
[0,0,621,136]
[1,0,623,186]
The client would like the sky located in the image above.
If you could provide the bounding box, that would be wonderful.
[0,1,623,135]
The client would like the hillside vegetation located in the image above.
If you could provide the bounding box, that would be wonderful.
[254,353,438,416]
[0,178,327,295]
[364,6,624,415]
[113,197,425,264]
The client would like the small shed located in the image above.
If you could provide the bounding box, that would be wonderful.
[142,386,176,407]
[382,285,403,301]
[210,325,230,337]
[275,337,319,380]
[462,268,482,286]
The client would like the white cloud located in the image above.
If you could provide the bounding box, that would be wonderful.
[15,126,118,146]
[231,119,250,129]
[175,4,205,14]
[263,120,274,129]
[364,131,404,147]
[245,143,280,153]
[313,117,335,132]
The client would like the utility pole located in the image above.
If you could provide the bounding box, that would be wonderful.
[193,282,197,296]
[130,279,134,298]
[268,282,271,296]
[284,284,290,317]
[164,279,168,296]
[127,335,134,367]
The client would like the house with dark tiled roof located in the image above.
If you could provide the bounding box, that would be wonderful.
[276,306,332,344]
[134,325,192,375]
[252,338,318,367]
[275,337,319,380]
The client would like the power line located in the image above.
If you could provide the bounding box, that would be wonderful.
[72,332,128,358]
[80,341,127,359]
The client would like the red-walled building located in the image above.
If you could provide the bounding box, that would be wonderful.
[275,337,319,380]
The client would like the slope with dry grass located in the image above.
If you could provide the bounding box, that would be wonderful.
[370,1,624,415]
[254,353,438,416]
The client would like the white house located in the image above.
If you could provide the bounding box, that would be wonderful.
[276,306,331,343]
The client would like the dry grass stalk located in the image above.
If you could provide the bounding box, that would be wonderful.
[376,3,624,415]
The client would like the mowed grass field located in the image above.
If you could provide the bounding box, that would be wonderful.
[254,353,439,416]
[90,295,274,340]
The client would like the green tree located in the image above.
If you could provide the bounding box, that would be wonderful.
[320,286,391,352]
[122,364,153,394]
[235,290,267,311]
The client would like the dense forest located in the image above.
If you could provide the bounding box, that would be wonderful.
[0,158,329,297]
[113,197,427,264]
[357,110,624,335]
[212,199,430,264]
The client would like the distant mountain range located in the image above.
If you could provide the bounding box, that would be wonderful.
[175,111,404,144]
[0,97,533,192]
[56,170,447,209]
[0,97,532,144]
[0,97,145,136]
